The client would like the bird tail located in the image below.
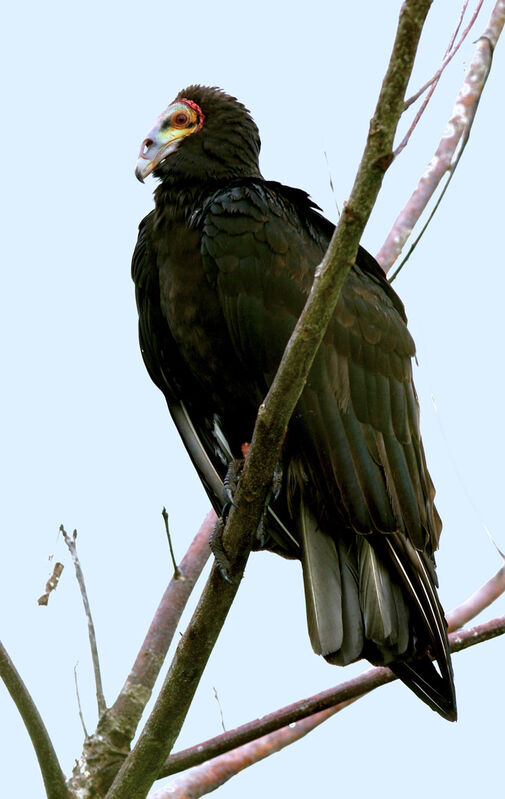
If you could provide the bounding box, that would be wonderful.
[381,534,457,720]
[298,502,456,720]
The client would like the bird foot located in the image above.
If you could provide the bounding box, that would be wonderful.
[209,458,245,583]
[209,516,234,584]
[222,458,244,508]
[210,457,284,575]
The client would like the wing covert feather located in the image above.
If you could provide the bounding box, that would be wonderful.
[200,182,439,552]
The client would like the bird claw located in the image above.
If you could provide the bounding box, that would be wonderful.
[272,462,283,501]
[211,457,283,572]
[222,458,244,506]
[209,517,234,584]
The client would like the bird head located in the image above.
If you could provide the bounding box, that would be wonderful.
[135,86,262,184]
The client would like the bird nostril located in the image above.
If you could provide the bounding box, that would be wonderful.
[142,138,154,157]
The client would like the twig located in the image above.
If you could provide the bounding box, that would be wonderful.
[74,663,89,739]
[158,614,505,784]
[60,525,106,718]
[105,6,433,797]
[0,640,71,799]
[376,0,505,272]
[403,0,471,110]
[213,686,226,733]
[395,0,484,157]
[162,507,180,577]
[37,561,64,606]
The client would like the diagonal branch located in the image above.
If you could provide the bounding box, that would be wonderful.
[377,0,505,273]
[0,640,71,799]
[149,702,358,799]
[104,4,433,798]
[156,614,505,789]
[67,510,214,798]
[447,563,505,632]
[104,509,213,740]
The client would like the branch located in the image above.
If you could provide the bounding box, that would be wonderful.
[447,563,505,632]
[105,5,433,797]
[150,702,359,799]
[105,509,213,739]
[61,525,106,718]
[376,0,505,272]
[67,510,214,798]
[157,614,505,788]
[395,0,484,157]
[0,640,71,799]
[153,552,505,795]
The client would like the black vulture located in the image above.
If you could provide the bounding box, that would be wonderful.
[132,85,456,720]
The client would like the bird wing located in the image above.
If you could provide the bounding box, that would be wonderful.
[199,179,455,719]
[132,211,230,506]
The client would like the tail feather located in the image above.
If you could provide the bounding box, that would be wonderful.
[298,499,456,719]
[299,503,363,664]
[390,659,457,721]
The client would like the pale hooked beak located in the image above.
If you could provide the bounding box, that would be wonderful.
[135,126,180,183]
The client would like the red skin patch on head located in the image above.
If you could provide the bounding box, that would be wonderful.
[241,442,250,459]
[180,98,205,132]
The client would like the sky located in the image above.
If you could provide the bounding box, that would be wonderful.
[1,1,504,797]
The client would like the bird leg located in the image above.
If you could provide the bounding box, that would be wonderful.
[209,458,245,583]
[222,457,244,509]
[210,456,284,578]
[255,461,283,548]
[209,516,234,584]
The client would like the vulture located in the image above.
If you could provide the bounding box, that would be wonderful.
[132,85,456,720]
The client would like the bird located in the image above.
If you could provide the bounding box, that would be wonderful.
[132,85,456,720]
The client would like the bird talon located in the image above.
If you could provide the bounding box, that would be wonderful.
[272,462,283,501]
[222,458,244,507]
[209,517,235,584]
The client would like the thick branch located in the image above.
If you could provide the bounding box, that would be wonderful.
[105,510,213,740]
[67,511,214,798]
[0,640,71,799]
[105,7,433,797]
[377,0,505,271]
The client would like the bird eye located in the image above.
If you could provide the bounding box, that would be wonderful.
[172,111,190,128]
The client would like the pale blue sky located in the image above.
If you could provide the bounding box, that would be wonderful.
[1,2,504,796]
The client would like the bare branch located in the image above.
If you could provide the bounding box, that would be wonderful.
[377,0,505,272]
[105,5,433,798]
[447,564,505,632]
[0,640,71,799]
[150,702,359,799]
[67,510,214,799]
[158,614,505,786]
[104,509,213,740]
[61,525,106,718]
[404,1,472,110]
[395,0,484,156]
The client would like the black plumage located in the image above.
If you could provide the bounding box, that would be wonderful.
[132,85,456,719]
